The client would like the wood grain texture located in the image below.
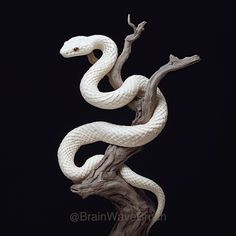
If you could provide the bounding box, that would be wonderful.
[71,15,200,236]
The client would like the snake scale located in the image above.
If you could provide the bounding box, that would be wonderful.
[58,35,167,232]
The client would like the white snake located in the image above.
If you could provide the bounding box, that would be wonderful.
[58,35,167,232]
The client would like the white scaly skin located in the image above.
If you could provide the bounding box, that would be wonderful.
[59,35,167,232]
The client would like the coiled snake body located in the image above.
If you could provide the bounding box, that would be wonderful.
[59,35,167,232]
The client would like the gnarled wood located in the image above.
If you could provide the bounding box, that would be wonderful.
[71,15,200,236]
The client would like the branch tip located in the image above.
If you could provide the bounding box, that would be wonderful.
[127,14,136,31]
[168,54,201,67]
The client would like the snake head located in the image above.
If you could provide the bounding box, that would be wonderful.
[60,36,94,58]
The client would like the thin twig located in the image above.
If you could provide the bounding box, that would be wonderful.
[127,14,136,31]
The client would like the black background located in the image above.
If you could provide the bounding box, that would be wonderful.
[5,1,234,235]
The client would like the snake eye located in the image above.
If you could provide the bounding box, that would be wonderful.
[73,47,79,52]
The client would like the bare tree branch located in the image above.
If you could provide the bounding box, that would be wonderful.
[108,15,147,91]
[73,15,201,236]
[138,54,201,123]
[87,15,146,111]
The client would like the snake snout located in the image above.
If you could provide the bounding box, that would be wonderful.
[60,48,70,58]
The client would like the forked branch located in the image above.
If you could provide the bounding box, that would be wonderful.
[74,15,201,236]
[87,14,147,111]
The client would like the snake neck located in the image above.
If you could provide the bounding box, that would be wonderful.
[80,35,118,100]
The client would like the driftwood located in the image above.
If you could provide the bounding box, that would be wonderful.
[70,15,200,236]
